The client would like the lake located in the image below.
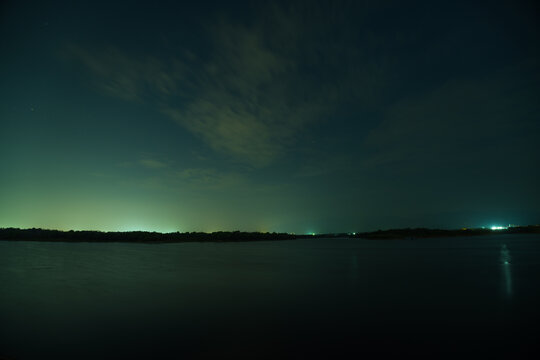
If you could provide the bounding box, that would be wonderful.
[1,234,539,359]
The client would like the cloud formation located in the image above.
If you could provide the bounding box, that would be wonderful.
[161,17,336,166]
[67,23,319,166]
[174,167,244,189]
[66,2,388,167]
[362,61,540,168]
[139,158,168,169]
[67,46,147,101]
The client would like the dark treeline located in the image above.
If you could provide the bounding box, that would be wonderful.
[0,226,539,243]
[0,228,302,243]
[353,225,540,239]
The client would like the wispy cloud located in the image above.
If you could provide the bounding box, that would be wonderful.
[66,2,390,167]
[67,46,143,101]
[159,17,331,166]
[362,62,540,168]
[174,167,244,189]
[66,45,179,102]
[139,158,168,169]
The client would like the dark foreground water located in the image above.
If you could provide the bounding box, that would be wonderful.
[1,235,539,359]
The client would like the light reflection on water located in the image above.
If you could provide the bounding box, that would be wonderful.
[0,234,539,359]
[500,244,512,297]
[349,254,359,286]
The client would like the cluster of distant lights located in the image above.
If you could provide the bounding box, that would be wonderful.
[485,224,518,231]
[307,228,515,236]
[303,226,520,236]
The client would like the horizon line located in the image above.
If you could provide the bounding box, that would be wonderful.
[2,224,538,236]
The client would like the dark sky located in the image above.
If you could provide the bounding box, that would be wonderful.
[1,0,539,233]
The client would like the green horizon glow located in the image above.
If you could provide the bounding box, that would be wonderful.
[1,1,538,233]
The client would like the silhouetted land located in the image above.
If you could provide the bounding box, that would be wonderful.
[0,226,539,243]
[352,225,540,239]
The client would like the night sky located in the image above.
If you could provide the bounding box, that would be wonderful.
[1,0,539,233]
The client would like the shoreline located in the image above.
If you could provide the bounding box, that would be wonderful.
[1,226,539,243]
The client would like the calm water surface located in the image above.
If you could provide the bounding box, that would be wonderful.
[1,235,539,359]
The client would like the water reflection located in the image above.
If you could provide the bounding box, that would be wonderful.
[349,255,358,286]
[500,244,512,297]
[3,236,540,359]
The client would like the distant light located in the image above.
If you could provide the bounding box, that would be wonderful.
[491,226,507,230]
[310,232,316,236]
[352,232,356,235]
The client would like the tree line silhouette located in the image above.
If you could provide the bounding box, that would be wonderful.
[0,226,538,243]
[0,228,301,243]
